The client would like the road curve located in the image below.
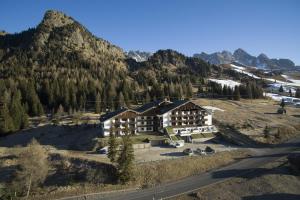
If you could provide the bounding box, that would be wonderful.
[57,136,300,200]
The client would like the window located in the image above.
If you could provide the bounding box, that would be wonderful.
[147,127,152,131]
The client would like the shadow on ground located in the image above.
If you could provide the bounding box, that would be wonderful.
[0,124,100,151]
[242,193,300,200]
[160,152,185,157]
[211,155,297,180]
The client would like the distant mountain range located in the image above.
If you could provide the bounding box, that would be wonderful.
[193,48,296,70]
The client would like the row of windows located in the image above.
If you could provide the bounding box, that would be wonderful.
[171,116,203,120]
[172,122,201,126]
[114,118,135,122]
[171,111,205,115]
[139,127,153,131]
[139,116,153,120]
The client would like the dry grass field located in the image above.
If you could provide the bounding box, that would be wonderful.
[173,156,300,200]
[30,150,249,200]
[194,99,300,144]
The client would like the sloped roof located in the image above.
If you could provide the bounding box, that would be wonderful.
[100,108,129,122]
[157,99,190,115]
[157,100,211,115]
[134,99,166,113]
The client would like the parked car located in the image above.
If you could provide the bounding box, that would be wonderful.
[205,146,215,154]
[169,140,184,148]
[183,148,193,156]
[175,142,184,148]
[96,147,108,154]
[195,148,207,155]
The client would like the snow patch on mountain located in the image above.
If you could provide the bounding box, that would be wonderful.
[209,79,241,88]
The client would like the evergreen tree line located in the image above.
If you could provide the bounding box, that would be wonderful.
[0,85,29,135]
[201,81,264,100]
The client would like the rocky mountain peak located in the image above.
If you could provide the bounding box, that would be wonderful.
[258,53,269,59]
[233,48,249,56]
[40,10,74,29]
[126,50,152,62]
[0,10,126,70]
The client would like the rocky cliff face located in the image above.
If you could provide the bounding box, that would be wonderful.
[126,50,152,62]
[194,51,234,65]
[0,10,126,70]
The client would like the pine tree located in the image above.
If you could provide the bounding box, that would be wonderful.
[186,82,193,98]
[145,91,151,103]
[26,81,44,116]
[20,111,29,129]
[10,91,24,130]
[228,87,233,100]
[116,92,126,109]
[117,131,134,183]
[95,92,101,114]
[296,89,300,98]
[108,130,118,163]
[279,85,284,93]
[246,84,253,99]
[0,103,15,135]
[222,85,228,97]
[197,84,203,94]
[280,99,285,108]
[233,86,240,101]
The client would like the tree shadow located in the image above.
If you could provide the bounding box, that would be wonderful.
[264,112,280,115]
[0,165,17,184]
[160,152,185,157]
[242,193,300,200]
[211,159,293,180]
[0,124,100,151]
[292,115,300,118]
[44,154,117,187]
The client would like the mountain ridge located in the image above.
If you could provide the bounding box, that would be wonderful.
[194,48,296,70]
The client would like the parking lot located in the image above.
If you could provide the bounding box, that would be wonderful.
[134,141,239,163]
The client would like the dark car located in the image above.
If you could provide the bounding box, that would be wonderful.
[183,148,193,156]
[205,146,215,154]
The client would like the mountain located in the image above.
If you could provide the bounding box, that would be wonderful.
[126,50,152,62]
[233,48,257,66]
[0,10,218,134]
[194,48,296,70]
[0,10,126,72]
[194,50,234,65]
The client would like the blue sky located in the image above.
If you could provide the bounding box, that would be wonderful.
[1,0,299,64]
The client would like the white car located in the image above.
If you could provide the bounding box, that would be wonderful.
[175,142,184,148]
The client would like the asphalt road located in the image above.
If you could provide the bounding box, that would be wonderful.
[58,136,300,200]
